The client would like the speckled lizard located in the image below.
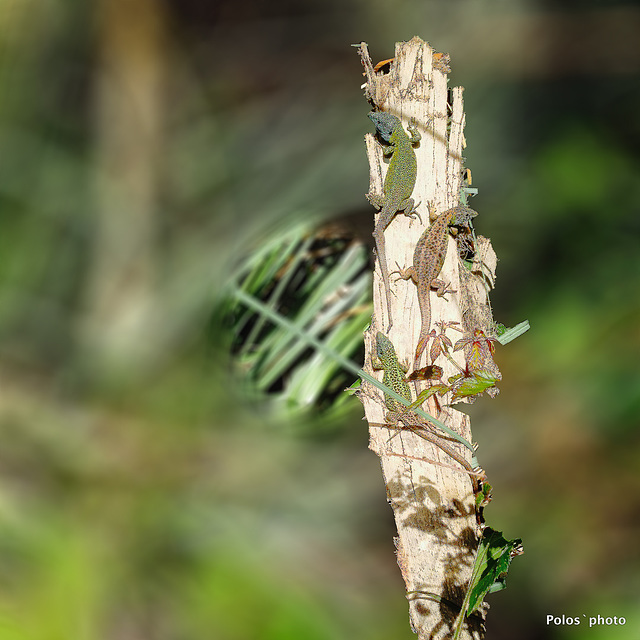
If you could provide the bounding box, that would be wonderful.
[367,111,420,330]
[394,204,477,366]
[372,331,482,494]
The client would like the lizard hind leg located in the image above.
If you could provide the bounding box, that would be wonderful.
[399,197,422,224]
[390,262,417,284]
[432,278,456,299]
[384,413,403,444]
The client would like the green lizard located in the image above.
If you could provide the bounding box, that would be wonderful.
[394,204,477,367]
[368,111,421,330]
[372,331,412,412]
[372,331,482,495]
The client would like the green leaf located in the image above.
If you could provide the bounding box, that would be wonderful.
[467,529,522,613]
[450,370,499,401]
[474,481,492,509]
[452,528,523,639]
[496,320,530,345]
[407,384,448,410]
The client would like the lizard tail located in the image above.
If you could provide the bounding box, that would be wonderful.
[415,331,428,365]
[414,284,430,365]
[373,229,393,329]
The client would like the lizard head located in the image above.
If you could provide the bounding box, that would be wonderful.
[375,331,395,360]
[450,205,478,227]
[368,111,400,143]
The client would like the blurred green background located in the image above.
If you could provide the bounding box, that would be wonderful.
[0,0,639,639]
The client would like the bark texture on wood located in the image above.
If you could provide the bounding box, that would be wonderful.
[359,38,498,640]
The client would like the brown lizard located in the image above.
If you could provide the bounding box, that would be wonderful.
[394,204,477,366]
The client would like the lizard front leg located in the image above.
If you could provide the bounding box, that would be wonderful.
[406,120,421,145]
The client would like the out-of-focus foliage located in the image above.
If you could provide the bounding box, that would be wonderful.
[0,0,639,639]
[226,220,371,418]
